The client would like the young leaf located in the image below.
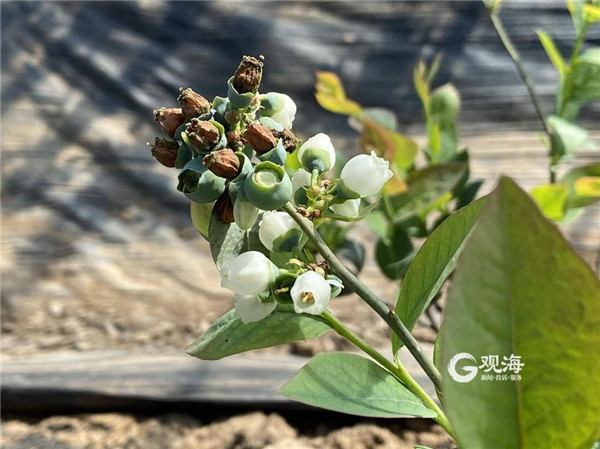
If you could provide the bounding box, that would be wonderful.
[571,47,600,103]
[439,177,600,449]
[315,72,362,117]
[360,107,398,131]
[190,201,214,239]
[280,353,437,418]
[537,30,566,76]
[530,183,568,220]
[392,197,487,353]
[547,115,590,157]
[561,163,600,209]
[187,306,331,360]
[391,162,468,223]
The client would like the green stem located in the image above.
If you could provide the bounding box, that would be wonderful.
[321,310,453,436]
[487,7,551,137]
[486,4,561,183]
[283,203,443,391]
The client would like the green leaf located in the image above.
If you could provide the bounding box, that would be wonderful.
[280,353,436,418]
[571,47,600,103]
[547,115,590,157]
[187,306,332,360]
[537,30,566,76]
[391,162,468,223]
[393,197,487,353]
[530,184,568,221]
[360,107,398,131]
[190,201,214,239]
[375,223,414,280]
[208,209,266,271]
[561,163,600,209]
[315,72,362,116]
[439,177,600,449]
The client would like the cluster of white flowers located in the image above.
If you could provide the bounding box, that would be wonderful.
[151,56,394,323]
[220,250,334,323]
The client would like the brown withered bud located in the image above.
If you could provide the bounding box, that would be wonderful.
[148,137,179,168]
[226,131,245,152]
[232,55,263,94]
[186,118,220,151]
[203,149,240,179]
[177,88,211,119]
[273,128,299,153]
[215,191,235,224]
[243,123,277,154]
[153,107,186,137]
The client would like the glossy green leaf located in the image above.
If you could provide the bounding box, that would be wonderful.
[315,72,362,116]
[187,306,331,360]
[391,162,468,223]
[280,353,436,418]
[190,201,214,239]
[571,47,600,103]
[440,177,600,449]
[393,197,487,353]
[547,115,590,157]
[537,30,566,76]
[530,184,568,220]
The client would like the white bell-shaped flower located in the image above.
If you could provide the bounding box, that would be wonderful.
[220,251,277,296]
[297,133,336,173]
[329,198,361,218]
[291,168,311,206]
[260,93,297,129]
[234,294,277,323]
[290,271,332,315]
[339,151,393,198]
[259,211,306,253]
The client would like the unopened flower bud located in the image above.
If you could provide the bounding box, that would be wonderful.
[148,137,179,168]
[232,55,263,94]
[244,161,293,210]
[233,188,260,230]
[430,83,460,125]
[259,211,308,253]
[225,110,242,125]
[153,107,186,137]
[243,123,277,154]
[203,149,240,179]
[186,119,221,152]
[215,190,235,224]
[298,133,336,173]
[291,168,311,206]
[260,93,297,129]
[338,151,393,199]
[177,88,211,119]
[273,128,299,153]
[290,271,331,315]
[221,251,278,296]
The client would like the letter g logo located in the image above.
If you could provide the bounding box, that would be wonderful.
[447,352,478,383]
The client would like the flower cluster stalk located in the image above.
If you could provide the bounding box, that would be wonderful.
[283,203,443,391]
[320,310,453,436]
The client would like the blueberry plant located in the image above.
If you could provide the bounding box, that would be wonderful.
[148,2,600,447]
